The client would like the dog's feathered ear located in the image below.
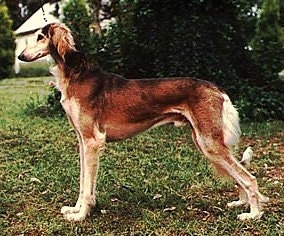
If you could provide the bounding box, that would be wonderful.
[49,23,77,63]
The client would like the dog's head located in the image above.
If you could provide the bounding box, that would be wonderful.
[18,23,78,66]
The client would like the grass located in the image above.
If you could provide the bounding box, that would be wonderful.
[16,61,52,78]
[0,77,283,235]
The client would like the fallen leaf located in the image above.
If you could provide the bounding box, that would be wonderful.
[30,177,41,183]
[163,206,176,212]
[101,210,107,214]
[111,198,119,202]
[153,194,162,200]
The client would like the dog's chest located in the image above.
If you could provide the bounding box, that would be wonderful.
[61,97,82,129]
[50,66,72,105]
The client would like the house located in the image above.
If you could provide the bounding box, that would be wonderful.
[14,1,63,74]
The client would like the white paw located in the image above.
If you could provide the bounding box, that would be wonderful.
[237,211,264,221]
[63,212,87,221]
[61,206,80,215]
[227,200,248,208]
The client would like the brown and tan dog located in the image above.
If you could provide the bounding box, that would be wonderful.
[18,23,268,221]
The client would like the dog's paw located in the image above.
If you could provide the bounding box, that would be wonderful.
[227,200,248,208]
[237,211,264,221]
[63,212,87,222]
[61,206,80,215]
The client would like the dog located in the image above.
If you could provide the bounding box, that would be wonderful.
[18,23,268,221]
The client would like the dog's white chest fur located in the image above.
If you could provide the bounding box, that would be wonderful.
[50,65,81,128]
[50,65,68,103]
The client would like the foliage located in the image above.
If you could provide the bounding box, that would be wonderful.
[25,86,64,117]
[99,0,264,96]
[235,84,284,121]
[250,0,284,78]
[234,0,260,43]
[46,86,64,115]
[0,2,15,79]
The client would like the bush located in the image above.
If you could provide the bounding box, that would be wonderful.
[62,0,94,60]
[46,87,64,115]
[236,85,284,122]
[25,86,64,117]
[119,0,258,89]
[0,2,15,79]
[250,0,284,79]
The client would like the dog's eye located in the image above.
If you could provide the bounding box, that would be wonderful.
[37,34,44,41]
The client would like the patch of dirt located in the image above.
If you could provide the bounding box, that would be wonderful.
[240,131,284,181]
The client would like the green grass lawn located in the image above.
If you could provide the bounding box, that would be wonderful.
[0,77,283,235]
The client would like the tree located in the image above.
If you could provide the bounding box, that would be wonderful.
[251,0,284,78]
[63,0,93,52]
[0,2,15,79]
[234,0,262,43]
[117,0,259,93]
[62,0,120,66]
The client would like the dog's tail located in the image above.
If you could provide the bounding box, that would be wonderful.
[240,146,253,168]
[221,94,253,167]
[221,94,241,149]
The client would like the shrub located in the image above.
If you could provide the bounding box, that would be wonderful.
[250,0,284,79]
[120,0,258,89]
[62,0,94,59]
[25,86,64,117]
[46,87,64,115]
[236,85,284,122]
[0,2,15,79]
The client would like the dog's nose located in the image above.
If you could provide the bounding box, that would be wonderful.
[18,53,26,61]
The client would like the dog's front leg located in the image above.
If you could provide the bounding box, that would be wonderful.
[61,130,84,215]
[63,133,105,221]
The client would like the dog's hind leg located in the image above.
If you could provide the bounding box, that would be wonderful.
[191,129,267,220]
[215,151,266,220]
[185,93,268,220]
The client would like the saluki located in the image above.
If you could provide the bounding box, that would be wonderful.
[18,23,268,221]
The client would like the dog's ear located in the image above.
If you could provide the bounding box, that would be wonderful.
[49,23,77,62]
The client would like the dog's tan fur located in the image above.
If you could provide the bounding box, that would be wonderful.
[18,23,268,221]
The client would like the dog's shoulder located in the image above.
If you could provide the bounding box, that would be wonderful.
[92,70,129,91]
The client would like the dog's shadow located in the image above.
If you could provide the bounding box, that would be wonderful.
[91,185,226,222]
